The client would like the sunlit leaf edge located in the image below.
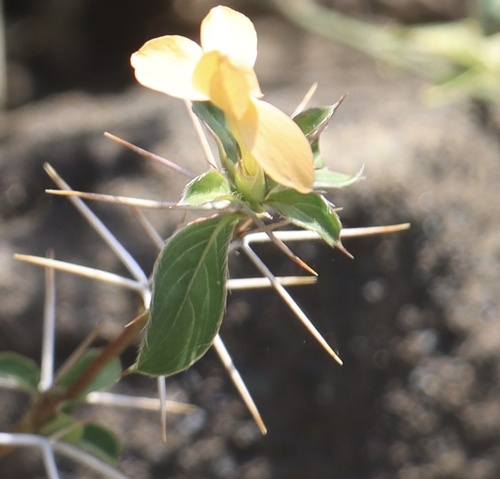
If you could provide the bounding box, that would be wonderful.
[180,170,234,206]
[314,164,365,189]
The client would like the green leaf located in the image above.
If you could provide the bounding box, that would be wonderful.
[293,101,343,142]
[58,348,121,397]
[0,352,40,393]
[40,414,120,465]
[39,412,83,442]
[294,107,334,140]
[135,213,239,376]
[267,190,342,247]
[293,101,343,169]
[314,165,365,189]
[180,171,234,206]
[72,423,120,465]
[192,101,240,170]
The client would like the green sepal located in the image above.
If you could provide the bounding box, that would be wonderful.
[192,101,240,174]
[234,163,266,205]
[57,348,121,397]
[314,165,365,189]
[180,171,234,206]
[266,189,342,247]
[0,352,40,393]
[134,213,240,376]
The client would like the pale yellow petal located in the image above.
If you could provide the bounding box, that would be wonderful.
[193,52,261,119]
[191,50,219,99]
[131,35,208,100]
[237,99,314,193]
[201,6,258,69]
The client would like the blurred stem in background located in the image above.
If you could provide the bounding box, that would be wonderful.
[256,0,500,104]
[0,0,6,109]
[476,0,500,34]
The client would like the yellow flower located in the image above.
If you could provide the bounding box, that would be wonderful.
[131,6,313,193]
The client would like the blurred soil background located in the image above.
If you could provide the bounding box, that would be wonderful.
[1,0,500,478]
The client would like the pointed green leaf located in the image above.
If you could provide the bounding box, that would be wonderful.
[72,423,120,465]
[314,165,365,189]
[58,348,121,397]
[294,101,343,169]
[0,352,40,393]
[192,101,240,169]
[267,190,342,247]
[135,213,239,376]
[180,171,234,206]
[293,100,343,142]
[294,107,334,140]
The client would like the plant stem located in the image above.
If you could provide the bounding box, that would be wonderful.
[59,311,148,401]
[4,311,148,446]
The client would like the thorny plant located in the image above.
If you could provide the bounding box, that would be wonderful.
[0,6,408,479]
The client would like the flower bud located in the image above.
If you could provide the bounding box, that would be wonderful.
[234,156,266,204]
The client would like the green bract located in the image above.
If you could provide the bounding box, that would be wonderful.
[180,170,234,206]
[267,190,342,247]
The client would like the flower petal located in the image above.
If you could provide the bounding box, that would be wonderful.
[237,100,314,193]
[194,51,261,119]
[201,6,258,69]
[131,35,208,101]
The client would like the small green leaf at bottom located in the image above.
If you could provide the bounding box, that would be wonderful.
[135,213,239,376]
[73,423,121,465]
[0,352,40,393]
[41,414,120,465]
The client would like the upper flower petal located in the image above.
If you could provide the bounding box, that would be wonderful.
[201,6,258,69]
[194,51,261,119]
[131,35,208,101]
[237,99,314,193]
